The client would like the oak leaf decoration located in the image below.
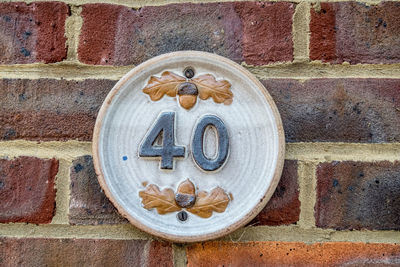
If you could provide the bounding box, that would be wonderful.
[139,184,181,214]
[193,74,233,105]
[139,180,231,218]
[187,187,230,218]
[142,71,185,101]
[142,70,233,109]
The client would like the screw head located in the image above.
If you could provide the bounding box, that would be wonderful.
[184,67,195,79]
[177,211,188,222]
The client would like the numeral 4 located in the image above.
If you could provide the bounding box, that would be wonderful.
[139,112,185,169]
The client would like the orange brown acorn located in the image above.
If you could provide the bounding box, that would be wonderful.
[139,179,231,219]
[142,67,233,110]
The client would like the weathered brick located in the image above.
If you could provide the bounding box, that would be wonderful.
[263,79,400,143]
[187,241,400,266]
[78,3,242,65]
[0,157,58,224]
[69,155,127,225]
[0,2,68,64]
[0,79,116,141]
[309,3,336,62]
[310,2,400,64]
[235,2,294,65]
[78,2,294,66]
[250,160,299,226]
[316,161,400,230]
[0,238,173,266]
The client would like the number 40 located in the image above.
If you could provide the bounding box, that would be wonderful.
[139,112,229,171]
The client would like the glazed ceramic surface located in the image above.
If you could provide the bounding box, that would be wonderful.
[93,51,285,242]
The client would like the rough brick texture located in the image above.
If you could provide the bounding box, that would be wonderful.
[235,2,294,65]
[251,160,299,226]
[0,79,116,141]
[0,2,68,64]
[78,2,294,66]
[0,238,173,266]
[187,241,400,266]
[310,2,400,64]
[263,79,400,143]
[316,161,400,230]
[0,157,58,224]
[69,155,127,225]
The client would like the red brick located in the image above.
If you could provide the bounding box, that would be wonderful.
[78,2,294,66]
[69,155,127,225]
[148,242,174,267]
[316,161,400,230]
[310,2,400,64]
[263,79,400,142]
[0,79,116,141]
[235,2,294,65]
[0,157,58,224]
[0,238,173,266]
[0,2,68,64]
[310,3,336,62]
[187,241,400,266]
[250,160,299,226]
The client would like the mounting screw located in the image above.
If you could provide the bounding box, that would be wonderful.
[177,211,188,222]
[184,67,195,79]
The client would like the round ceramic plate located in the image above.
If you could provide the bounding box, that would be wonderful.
[93,51,285,242]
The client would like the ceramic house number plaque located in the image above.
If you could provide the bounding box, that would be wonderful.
[93,51,285,242]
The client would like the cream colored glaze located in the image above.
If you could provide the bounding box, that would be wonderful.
[92,51,285,243]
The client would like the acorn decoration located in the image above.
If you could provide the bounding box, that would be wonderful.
[142,68,233,110]
[177,82,199,110]
[175,179,196,208]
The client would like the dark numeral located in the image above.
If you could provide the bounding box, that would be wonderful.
[139,112,185,169]
[192,115,229,171]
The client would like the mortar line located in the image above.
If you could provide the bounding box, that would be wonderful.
[2,62,400,80]
[0,140,92,160]
[243,62,400,80]
[292,2,310,63]
[65,5,83,62]
[1,141,400,162]
[173,244,187,267]
[224,225,400,243]
[0,0,388,9]
[0,62,133,81]
[51,159,72,225]
[0,224,150,240]
[0,223,399,243]
[285,143,400,162]
[297,161,317,228]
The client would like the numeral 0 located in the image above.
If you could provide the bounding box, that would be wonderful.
[139,112,229,171]
[192,115,229,171]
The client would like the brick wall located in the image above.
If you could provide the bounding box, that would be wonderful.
[0,0,400,266]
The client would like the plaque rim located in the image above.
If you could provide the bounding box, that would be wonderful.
[92,51,285,243]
